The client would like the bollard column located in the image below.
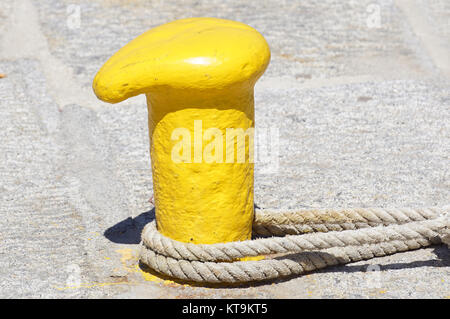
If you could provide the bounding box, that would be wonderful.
[93,17,270,244]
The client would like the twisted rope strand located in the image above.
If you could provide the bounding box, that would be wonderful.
[139,237,442,283]
[253,207,442,236]
[142,216,447,262]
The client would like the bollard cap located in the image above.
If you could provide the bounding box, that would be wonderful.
[93,17,270,103]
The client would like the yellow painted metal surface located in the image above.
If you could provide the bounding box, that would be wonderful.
[93,17,270,244]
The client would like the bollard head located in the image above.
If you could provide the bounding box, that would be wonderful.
[93,17,270,103]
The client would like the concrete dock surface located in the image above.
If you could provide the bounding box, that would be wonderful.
[0,0,448,298]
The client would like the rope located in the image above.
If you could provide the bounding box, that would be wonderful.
[253,207,442,236]
[139,207,449,283]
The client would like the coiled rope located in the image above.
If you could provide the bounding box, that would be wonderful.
[139,207,449,283]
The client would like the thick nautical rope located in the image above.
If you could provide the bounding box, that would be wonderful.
[253,208,443,236]
[139,207,449,283]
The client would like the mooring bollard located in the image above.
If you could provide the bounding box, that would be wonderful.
[93,18,270,244]
[92,17,449,284]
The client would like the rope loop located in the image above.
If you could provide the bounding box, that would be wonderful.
[139,207,449,283]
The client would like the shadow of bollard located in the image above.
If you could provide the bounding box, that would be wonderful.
[104,208,155,244]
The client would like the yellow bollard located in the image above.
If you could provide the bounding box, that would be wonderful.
[93,17,270,244]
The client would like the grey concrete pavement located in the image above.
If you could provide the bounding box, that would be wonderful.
[0,0,448,298]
